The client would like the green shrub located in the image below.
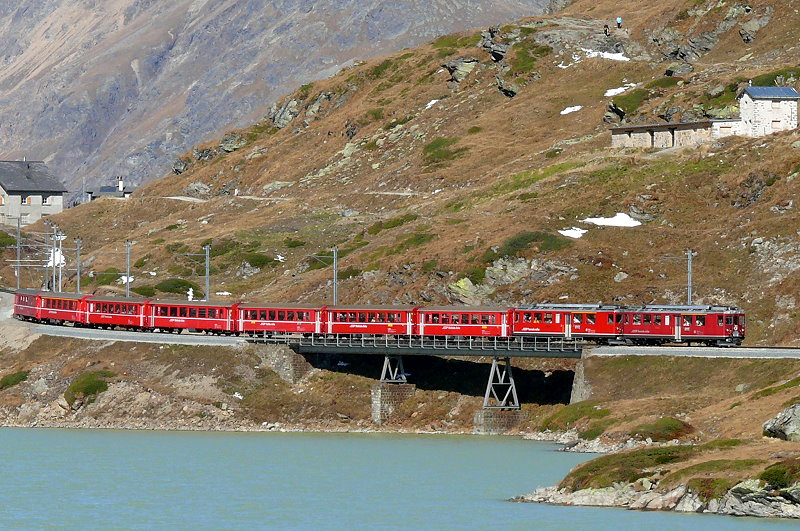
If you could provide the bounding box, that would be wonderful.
[94,268,120,286]
[166,242,189,254]
[283,238,306,248]
[580,418,616,440]
[165,223,181,231]
[423,137,467,165]
[462,266,486,284]
[210,239,239,257]
[365,108,385,122]
[384,116,414,130]
[646,77,681,89]
[64,370,115,407]
[482,231,570,263]
[0,370,29,390]
[633,417,694,441]
[151,238,165,245]
[367,214,419,235]
[155,278,200,295]
[508,42,552,75]
[0,231,16,247]
[467,126,483,134]
[241,253,276,268]
[751,376,800,399]
[613,88,650,114]
[561,446,692,491]
[133,256,148,269]
[132,286,156,297]
[368,59,397,79]
[421,260,438,274]
[751,67,800,88]
[686,478,738,502]
[760,459,800,489]
[337,267,362,280]
[540,400,611,431]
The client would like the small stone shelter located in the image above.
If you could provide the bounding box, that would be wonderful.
[0,161,66,226]
[87,177,136,201]
[610,85,800,148]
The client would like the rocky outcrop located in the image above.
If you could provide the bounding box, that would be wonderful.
[763,404,800,442]
[268,99,300,129]
[517,479,800,519]
[220,133,247,152]
[442,57,479,83]
[479,26,511,62]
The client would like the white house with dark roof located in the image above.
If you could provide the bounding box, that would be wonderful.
[611,85,800,148]
[0,161,67,226]
[86,176,137,201]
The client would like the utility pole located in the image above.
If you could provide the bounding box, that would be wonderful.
[661,249,696,305]
[75,238,82,293]
[204,244,210,302]
[332,246,338,305]
[14,216,20,290]
[125,240,132,297]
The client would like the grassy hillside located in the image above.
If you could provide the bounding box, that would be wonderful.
[2,0,799,345]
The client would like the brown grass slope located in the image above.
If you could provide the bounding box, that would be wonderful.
[2,0,799,345]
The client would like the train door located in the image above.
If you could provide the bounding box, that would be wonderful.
[564,313,572,339]
[674,314,682,341]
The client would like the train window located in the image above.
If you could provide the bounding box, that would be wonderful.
[587,313,596,325]
[358,312,366,323]
[189,308,197,318]
[288,311,296,321]
[276,311,284,320]
[556,313,561,324]
[633,314,642,325]
[655,315,662,326]
[210,309,218,319]
[347,312,355,322]
[617,314,623,324]
[544,313,553,324]
[574,314,583,324]
[376,313,385,323]
[523,313,532,323]
[643,314,652,325]
[696,315,705,326]
[424,314,431,324]
[461,314,469,324]
[725,316,733,325]
[197,308,205,318]
[432,314,440,324]
[469,315,477,325]
[448,314,457,324]
[665,315,670,326]
[608,314,614,325]
[534,313,543,324]
[179,307,187,317]
[219,309,225,318]
[683,315,691,326]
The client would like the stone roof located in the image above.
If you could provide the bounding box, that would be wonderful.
[0,161,66,194]
[743,86,800,100]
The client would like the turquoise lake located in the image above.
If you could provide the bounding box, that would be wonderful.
[0,428,795,529]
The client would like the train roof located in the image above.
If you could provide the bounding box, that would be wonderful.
[418,305,509,312]
[327,304,419,311]
[89,295,150,304]
[37,291,91,300]
[149,298,232,307]
[238,302,322,309]
[515,303,621,311]
[624,305,744,312]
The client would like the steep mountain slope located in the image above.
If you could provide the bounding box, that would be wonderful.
[4,0,800,345]
[0,0,556,193]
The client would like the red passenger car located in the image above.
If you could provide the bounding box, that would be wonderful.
[323,305,418,335]
[13,289,40,321]
[148,299,238,334]
[417,306,512,337]
[621,305,745,346]
[86,296,150,330]
[238,303,322,335]
[37,292,92,325]
[512,304,622,341]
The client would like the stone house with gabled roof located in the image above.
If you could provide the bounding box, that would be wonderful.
[0,161,67,226]
[611,85,800,148]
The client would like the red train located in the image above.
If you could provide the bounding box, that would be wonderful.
[12,289,746,346]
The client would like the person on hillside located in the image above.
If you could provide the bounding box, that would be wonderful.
[616,16,622,29]
[603,24,609,36]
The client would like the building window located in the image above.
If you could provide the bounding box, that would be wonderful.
[43,196,51,205]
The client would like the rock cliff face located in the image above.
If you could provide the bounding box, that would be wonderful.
[0,0,556,194]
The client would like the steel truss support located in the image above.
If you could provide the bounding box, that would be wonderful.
[483,357,520,410]
[380,355,407,383]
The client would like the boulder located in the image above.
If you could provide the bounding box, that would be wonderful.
[739,16,771,43]
[172,158,190,174]
[268,99,299,129]
[442,57,479,83]
[479,26,510,62]
[185,182,211,197]
[763,404,800,442]
[495,75,520,98]
[219,133,247,152]
[192,147,218,161]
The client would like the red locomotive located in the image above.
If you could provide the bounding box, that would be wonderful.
[12,290,746,346]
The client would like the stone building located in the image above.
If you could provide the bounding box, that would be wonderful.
[87,177,136,201]
[0,161,66,226]
[610,85,800,148]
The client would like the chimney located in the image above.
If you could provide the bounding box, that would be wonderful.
[117,176,124,192]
